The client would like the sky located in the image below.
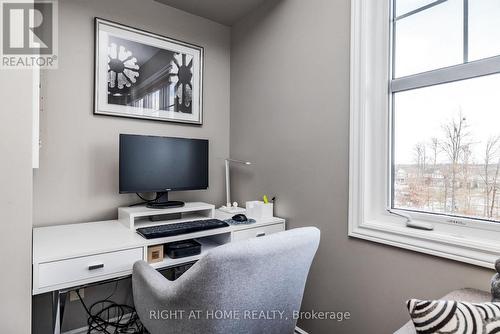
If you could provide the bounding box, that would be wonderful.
[393,0,500,164]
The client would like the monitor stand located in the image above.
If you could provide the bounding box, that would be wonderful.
[146,192,185,209]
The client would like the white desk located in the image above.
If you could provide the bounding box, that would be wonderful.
[32,205,285,334]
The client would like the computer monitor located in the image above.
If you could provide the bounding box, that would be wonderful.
[119,134,209,208]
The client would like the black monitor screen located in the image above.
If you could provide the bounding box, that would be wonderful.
[119,134,209,193]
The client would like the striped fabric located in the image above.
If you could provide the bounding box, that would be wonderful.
[406,299,500,334]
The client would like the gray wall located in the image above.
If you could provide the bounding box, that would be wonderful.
[32,0,230,332]
[34,0,231,227]
[230,0,494,333]
[0,71,34,331]
[31,0,496,333]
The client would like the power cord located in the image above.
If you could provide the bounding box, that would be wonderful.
[128,193,161,207]
[135,193,158,203]
[76,288,148,334]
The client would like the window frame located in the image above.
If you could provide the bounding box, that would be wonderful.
[349,0,500,268]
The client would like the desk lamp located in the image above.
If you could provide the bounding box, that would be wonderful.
[219,158,252,214]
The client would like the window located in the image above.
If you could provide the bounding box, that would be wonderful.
[349,0,500,268]
[391,0,500,223]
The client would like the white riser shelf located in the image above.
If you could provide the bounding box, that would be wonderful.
[118,202,215,230]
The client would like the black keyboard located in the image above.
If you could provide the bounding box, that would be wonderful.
[136,219,230,239]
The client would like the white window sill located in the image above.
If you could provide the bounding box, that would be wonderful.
[349,218,499,268]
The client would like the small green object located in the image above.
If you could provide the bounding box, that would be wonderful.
[263,195,269,204]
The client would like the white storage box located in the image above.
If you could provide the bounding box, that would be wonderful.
[246,201,273,219]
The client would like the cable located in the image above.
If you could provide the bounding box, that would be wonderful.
[129,193,161,207]
[102,281,119,302]
[135,193,157,203]
[76,289,147,334]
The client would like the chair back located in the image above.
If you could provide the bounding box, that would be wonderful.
[133,227,320,334]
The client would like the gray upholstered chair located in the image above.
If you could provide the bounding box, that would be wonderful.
[132,227,320,334]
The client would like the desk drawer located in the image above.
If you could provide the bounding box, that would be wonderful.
[232,223,285,242]
[38,248,143,289]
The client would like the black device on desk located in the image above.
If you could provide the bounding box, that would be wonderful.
[136,219,229,239]
[165,239,201,259]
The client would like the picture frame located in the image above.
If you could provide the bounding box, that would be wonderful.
[94,18,204,125]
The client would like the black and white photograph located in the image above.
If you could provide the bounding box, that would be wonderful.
[94,18,203,124]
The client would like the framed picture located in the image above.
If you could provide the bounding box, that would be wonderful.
[94,18,204,125]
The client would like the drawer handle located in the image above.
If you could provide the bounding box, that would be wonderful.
[88,264,104,271]
[256,232,266,237]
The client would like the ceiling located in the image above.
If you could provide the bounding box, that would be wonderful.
[154,0,266,26]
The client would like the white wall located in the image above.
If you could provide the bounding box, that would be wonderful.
[33,0,231,226]
[0,70,34,332]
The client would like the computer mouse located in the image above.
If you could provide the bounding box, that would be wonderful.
[232,214,248,222]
